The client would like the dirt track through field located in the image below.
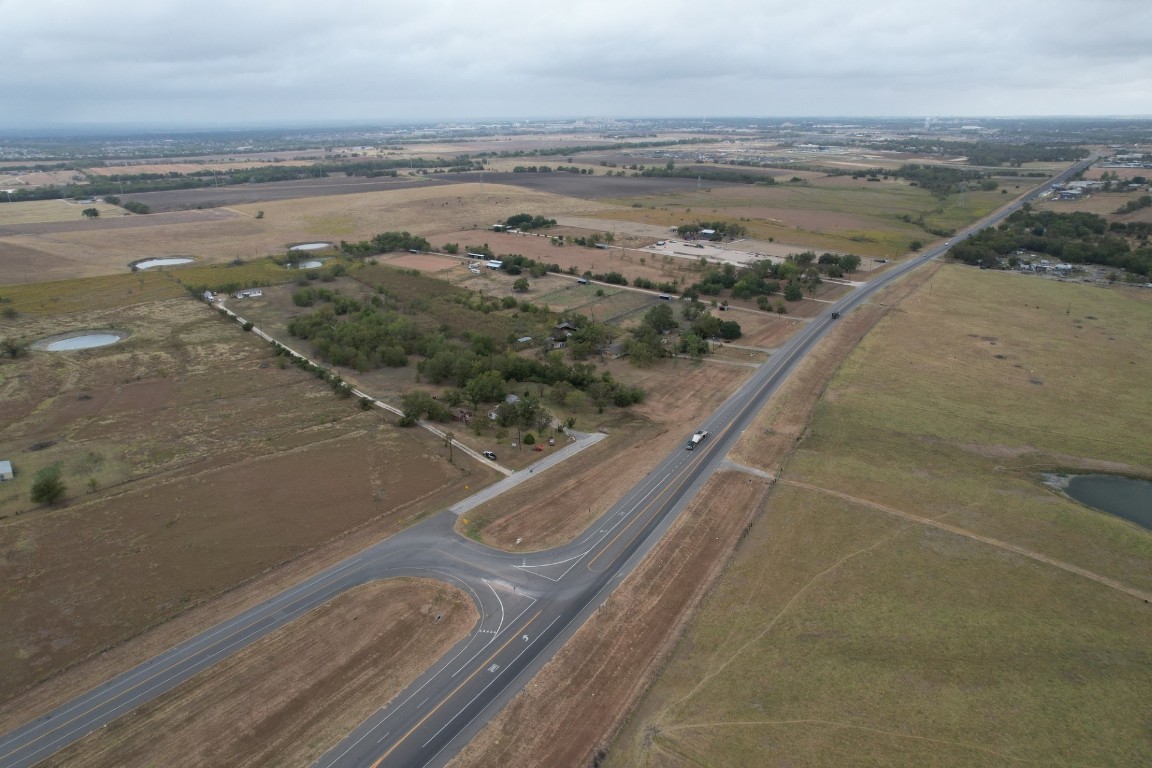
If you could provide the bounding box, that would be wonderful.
[781,479,1152,602]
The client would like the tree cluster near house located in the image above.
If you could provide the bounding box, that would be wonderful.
[675,221,748,240]
[950,208,1152,276]
[285,273,646,420]
[625,301,741,367]
[680,251,857,308]
[338,231,430,258]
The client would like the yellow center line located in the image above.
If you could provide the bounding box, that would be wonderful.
[370,610,543,767]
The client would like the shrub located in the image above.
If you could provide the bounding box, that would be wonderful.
[31,474,66,505]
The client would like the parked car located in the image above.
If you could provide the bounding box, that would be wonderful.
[482,450,497,460]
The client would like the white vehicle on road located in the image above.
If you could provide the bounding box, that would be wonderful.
[686,430,708,450]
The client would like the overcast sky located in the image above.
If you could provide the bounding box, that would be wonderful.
[3,0,1150,129]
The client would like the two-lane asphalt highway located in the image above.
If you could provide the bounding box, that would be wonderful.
[0,161,1092,768]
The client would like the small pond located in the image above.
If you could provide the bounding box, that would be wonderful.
[133,257,194,270]
[291,259,324,269]
[1065,474,1152,531]
[38,331,127,351]
[289,242,331,251]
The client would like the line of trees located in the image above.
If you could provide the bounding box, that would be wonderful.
[502,212,557,230]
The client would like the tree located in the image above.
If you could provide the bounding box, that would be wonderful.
[784,282,804,301]
[643,303,677,334]
[81,207,99,219]
[31,474,66,505]
[717,320,742,340]
[513,277,530,292]
[840,254,861,272]
[464,370,505,409]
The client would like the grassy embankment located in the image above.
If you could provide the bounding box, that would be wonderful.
[608,266,1152,767]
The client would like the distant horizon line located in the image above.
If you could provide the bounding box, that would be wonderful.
[2,114,1151,136]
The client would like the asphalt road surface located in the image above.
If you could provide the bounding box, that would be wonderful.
[0,160,1090,768]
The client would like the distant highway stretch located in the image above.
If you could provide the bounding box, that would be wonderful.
[0,159,1091,768]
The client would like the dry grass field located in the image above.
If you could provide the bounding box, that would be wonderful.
[596,177,1010,258]
[0,199,129,225]
[0,183,610,286]
[0,295,495,705]
[0,170,84,188]
[606,265,1152,767]
[0,260,303,315]
[1034,189,1151,218]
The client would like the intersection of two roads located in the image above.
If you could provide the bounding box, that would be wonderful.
[0,162,1088,768]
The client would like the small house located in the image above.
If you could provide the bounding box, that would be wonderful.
[486,260,503,270]
[554,321,579,335]
[0,460,13,482]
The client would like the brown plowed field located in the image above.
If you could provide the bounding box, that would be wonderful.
[382,252,458,272]
[40,579,476,768]
[0,298,493,709]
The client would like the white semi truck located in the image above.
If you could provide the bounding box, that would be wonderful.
[686,430,708,450]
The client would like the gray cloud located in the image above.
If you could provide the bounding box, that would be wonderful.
[2,0,1150,127]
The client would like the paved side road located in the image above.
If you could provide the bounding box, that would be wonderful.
[447,431,607,517]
